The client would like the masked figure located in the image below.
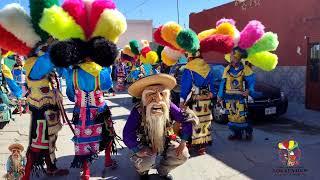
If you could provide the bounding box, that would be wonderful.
[0,2,69,179]
[124,73,191,180]
[5,143,26,180]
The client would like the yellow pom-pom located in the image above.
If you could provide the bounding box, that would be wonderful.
[246,51,278,71]
[39,5,85,40]
[161,21,182,50]
[144,51,159,64]
[198,29,216,41]
[92,9,127,43]
[216,22,235,37]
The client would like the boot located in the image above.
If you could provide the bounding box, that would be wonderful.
[228,134,242,141]
[105,143,117,169]
[81,161,90,180]
[45,155,69,176]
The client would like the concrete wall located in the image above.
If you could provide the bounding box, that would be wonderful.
[117,20,153,49]
[254,66,306,104]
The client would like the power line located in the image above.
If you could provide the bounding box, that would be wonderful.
[125,0,151,15]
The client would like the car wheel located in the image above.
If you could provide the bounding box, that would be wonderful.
[212,103,228,124]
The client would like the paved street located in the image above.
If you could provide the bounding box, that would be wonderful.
[1,90,320,180]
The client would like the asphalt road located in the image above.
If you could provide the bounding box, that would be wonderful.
[0,91,319,180]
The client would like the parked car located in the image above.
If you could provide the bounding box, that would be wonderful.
[169,63,288,124]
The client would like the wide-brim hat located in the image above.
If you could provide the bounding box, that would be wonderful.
[128,73,177,97]
[8,143,24,152]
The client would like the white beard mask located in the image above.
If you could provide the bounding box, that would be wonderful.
[145,101,170,154]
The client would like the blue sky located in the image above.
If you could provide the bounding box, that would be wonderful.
[0,0,232,27]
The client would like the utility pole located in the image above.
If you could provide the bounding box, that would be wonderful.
[177,0,180,24]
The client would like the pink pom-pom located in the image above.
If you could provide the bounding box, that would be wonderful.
[89,0,116,37]
[238,20,265,49]
[216,18,236,27]
[62,0,89,38]
[200,34,234,54]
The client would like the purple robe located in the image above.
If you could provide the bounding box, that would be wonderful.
[123,102,192,152]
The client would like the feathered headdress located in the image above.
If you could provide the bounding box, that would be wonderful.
[0,4,42,56]
[153,22,199,66]
[199,18,279,71]
[127,40,159,65]
[41,0,127,67]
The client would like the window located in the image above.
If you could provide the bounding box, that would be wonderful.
[310,44,320,82]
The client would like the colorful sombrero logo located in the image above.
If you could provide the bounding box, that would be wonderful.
[278,140,301,167]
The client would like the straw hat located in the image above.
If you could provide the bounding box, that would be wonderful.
[8,143,24,152]
[128,73,176,97]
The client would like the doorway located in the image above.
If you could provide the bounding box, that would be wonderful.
[306,43,320,110]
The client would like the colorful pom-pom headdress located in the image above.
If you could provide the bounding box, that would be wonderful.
[153,21,199,66]
[127,39,159,65]
[40,0,127,67]
[198,18,279,71]
[0,3,44,56]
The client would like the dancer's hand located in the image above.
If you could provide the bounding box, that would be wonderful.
[217,96,223,103]
[176,141,187,157]
[180,102,187,111]
[242,90,249,97]
[136,147,153,157]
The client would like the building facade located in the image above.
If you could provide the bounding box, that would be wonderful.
[117,20,153,49]
[189,0,320,110]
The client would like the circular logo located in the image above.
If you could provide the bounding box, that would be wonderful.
[278,140,301,167]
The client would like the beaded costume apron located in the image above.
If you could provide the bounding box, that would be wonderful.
[71,69,115,167]
[189,73,213,146]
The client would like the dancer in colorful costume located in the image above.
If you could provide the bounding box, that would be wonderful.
[115,55,128,91]
[123,73,191,180]
[154,22,218,155]
[0,2,69,179]
[12,54,28,114]
[0,50,22,122]
[39,0,127,179]
[202,19,279,140]
[129,40,159,77]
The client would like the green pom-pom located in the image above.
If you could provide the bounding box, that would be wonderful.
[176,29,200,53]
[30,0,59,42]
[247,32,279,55]
[129,40,140,55]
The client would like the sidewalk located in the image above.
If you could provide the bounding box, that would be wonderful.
[284,102,320,127]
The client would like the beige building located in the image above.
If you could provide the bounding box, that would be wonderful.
[117,20,153,49]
